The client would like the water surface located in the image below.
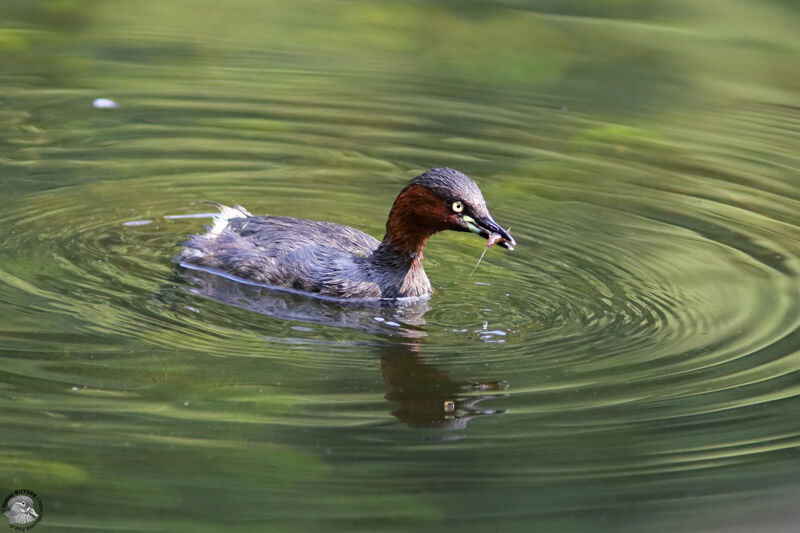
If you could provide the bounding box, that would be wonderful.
[2,1,800,531]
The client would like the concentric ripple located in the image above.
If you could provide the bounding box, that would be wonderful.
[3,107,799,423]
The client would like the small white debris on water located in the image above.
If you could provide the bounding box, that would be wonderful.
[385,321,401,327]
[123,219,152,227]
[476,321,507,343]
[164,213,217,219]
[373,317,385,322]
[93,98,119,109]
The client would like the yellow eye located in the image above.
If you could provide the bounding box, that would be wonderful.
[452,201,464,213]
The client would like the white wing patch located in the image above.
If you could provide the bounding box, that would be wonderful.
[179,203,254,261]
[208,203,252,237]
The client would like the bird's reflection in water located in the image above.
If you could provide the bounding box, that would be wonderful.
[179,268,508,429]
[379,342,507,430]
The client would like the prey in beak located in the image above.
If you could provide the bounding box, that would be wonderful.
[462,214,516,250]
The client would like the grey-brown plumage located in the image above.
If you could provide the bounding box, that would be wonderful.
[177,168,515,300]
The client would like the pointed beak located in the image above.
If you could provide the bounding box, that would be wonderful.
[462,214,516,250]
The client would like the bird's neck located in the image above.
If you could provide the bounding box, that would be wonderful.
[364,184,450,297]
[379,184,447,260]
[368,244,432,298]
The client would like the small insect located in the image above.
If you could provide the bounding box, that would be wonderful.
[469,229,511,278]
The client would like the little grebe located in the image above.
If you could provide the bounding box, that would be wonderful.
[178,168,515,299]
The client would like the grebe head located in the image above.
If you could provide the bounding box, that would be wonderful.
[383,168,515,256]
[410,168,515,248]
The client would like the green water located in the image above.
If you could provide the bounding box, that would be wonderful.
[2,1,800,531]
